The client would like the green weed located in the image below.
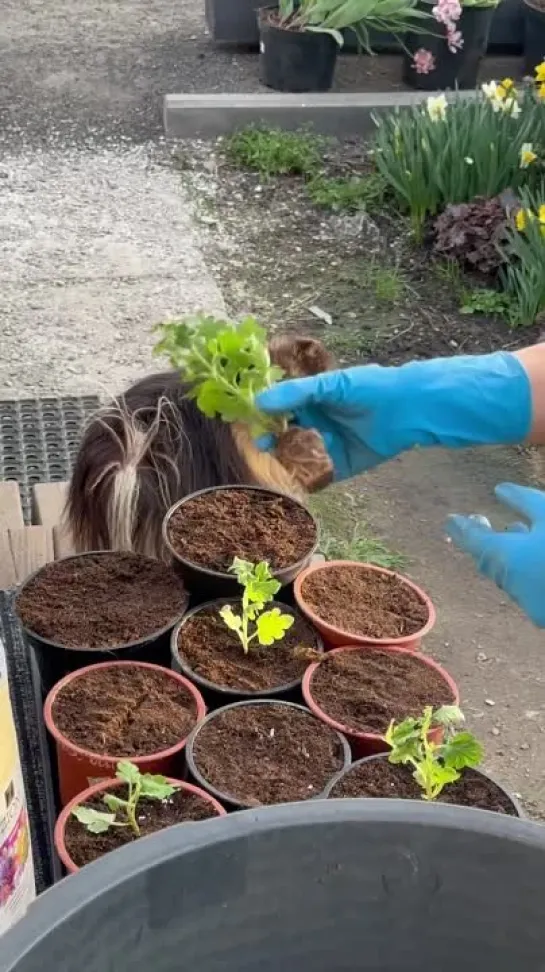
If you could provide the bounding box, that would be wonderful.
[460,287,516,320]
[224,126,325,179]
[320,523,406,570]
[307,173,388,212]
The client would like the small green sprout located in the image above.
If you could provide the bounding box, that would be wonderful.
[71,761,179,837]
[219,558,294,654]
[384,705,483,802]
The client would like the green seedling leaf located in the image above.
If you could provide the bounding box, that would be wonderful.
[116,760,141,786]
[384,716,421,763]
[72,806,118,834]
[433,705,465,727]
[219,605,243,632]
[256,608,295,646]
[441,732,484,770]
[139,775,179,800]
[413,762,460,800]
[103,793,128,812]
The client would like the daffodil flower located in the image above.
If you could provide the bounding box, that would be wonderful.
[535,61,545,84]
[520,143,537,168]
[539,205,545,224]
[426,94,448,122]
[516,208,535,232]
[464,156,474,165]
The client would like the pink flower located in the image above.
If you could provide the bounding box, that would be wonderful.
[446,27,464,51]
[412,48,436,74]
[432,0,462,24]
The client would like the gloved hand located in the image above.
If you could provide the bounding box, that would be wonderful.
[445,483,545,628]
[256,352,531,480]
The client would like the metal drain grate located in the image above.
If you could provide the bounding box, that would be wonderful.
[0,397,99,522]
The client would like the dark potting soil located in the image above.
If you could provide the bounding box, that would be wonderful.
[192,703,346,805]
[310,649,454,734]
[177,602,319,692]
[64,787,219,868]
[329,759,517,815]
[167,488,317,572]
[301,565,428,639]
[52,665,198,756]
[16,552,188,649]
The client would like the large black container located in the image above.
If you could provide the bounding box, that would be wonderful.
[3,800,545,971]
[15,551,189,695]
[404,3,496,90]
[523,0,545,74]
[258,8,339,92]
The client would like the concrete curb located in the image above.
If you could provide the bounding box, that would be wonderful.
[163,91,476,139]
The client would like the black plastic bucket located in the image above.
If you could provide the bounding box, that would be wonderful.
[3,800,545,971]
[404,4,496,90]
[258,7,338,92]
[523,0,545,75]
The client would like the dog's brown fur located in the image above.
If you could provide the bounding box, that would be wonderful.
[66,335,334,560]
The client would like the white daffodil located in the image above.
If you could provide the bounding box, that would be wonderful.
[464,157,474,164]
[426,93,448,122]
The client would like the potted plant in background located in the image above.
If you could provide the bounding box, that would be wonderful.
[257,0,433,92]
[404,0,501,90]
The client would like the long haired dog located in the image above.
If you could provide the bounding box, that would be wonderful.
[66,335,334,560]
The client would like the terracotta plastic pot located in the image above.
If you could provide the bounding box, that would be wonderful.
[185,699,351,810]
[294,560,436,650]
[322,753,523,817]
[55,775,227,874]
[163,485,319,602]
[302,644,459,759]
[171,598,324,708]
[44,661,207,806]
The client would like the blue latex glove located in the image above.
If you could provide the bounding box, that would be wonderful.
[256,352,531,480]
[445,483,545,628]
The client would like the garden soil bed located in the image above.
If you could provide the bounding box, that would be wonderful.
[191,703,346,804]
[16,552,188,649]
[52,666,198,757]
[300,565,428,640]
[167,488,317,571]
[64,788,219,868]
[310,649,454,734]
[177,603,319,692]
[328,758,518,815]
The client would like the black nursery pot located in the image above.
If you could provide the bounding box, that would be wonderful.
[14,551,189,696]
[258,6,338,92]
[404,3,496,90]
[162,484,319,603]
[523,0,545,75]
[171,598,324,708]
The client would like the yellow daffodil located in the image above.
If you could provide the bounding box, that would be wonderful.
[499,77,514,92]
[426,94,448,122]
[520,143,537,168]
[535,61,545,83]
[539,204,545,224]
[516,208,535,232]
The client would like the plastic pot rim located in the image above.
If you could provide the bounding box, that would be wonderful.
[44,659,207,766]
[321,751,524,817]
[294,559,436,647]
[302,643,460,744]
[55,775,227,874]
[185,698,351,810]
[15,550,189,655]
[162,484,319,586]
[171,598,324,700]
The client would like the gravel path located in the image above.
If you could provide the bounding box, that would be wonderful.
[0,0,224,400]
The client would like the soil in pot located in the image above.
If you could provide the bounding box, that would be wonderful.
[52,665,198,756]
[64,786,221,868]
[191,702,347,806]
[328,758,518,816]
[310,649,454,735]
[176,602,320,694]
[16,551,188,649]
[167,488,317,572]
[300,564,428,641]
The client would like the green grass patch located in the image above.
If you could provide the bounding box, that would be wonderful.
[224,126,326,179]
[307,173,388,212]
[309,487,405,570]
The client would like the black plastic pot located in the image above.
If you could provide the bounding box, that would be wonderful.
[523,0,545,74]
[171,599,324,708]
[323,753,523,816]
[14,551,189,696]
[404,3,496,90]
[185,698,351,810]
[162,485,319,603]
[4,800,545,971]
[258,7,338,92]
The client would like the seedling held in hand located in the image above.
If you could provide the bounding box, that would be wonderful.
[71,761,179,837]
[220,558,294,654]
[384,705,483,801]
[153,314,286,439]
